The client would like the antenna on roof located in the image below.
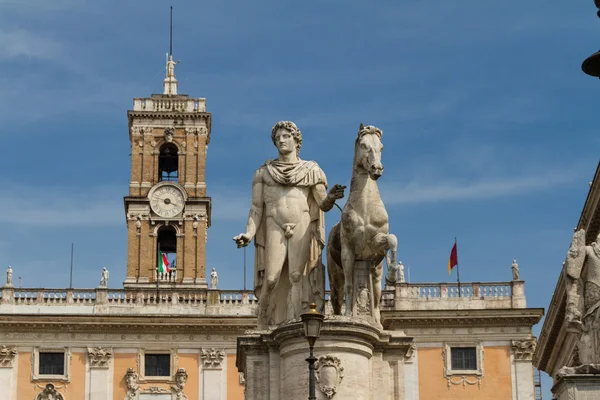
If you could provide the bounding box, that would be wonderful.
[163,6,179,95]
[169,6,173,57]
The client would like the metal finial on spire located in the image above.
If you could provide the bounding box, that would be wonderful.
[163,6,180,95]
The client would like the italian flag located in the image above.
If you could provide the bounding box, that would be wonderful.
[158,250,170,274]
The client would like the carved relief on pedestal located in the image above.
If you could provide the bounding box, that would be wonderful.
[511,338,536,361]
[315,355,344,399]
[88,347,113,369]
[356,286,371,315]
[201,348,225,368]
[35,383,65,400]
[171,368,188,399]
[0,345,17,368]
[124,368,140,400]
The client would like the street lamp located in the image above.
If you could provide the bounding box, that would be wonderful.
[301,303,324,400]
[582,1,600,77]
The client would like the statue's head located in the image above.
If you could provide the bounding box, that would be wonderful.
[596,232,600,244]
[271,121,302,156]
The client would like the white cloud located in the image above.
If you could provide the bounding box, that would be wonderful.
[380,171,577,205]
[0,30,63,61]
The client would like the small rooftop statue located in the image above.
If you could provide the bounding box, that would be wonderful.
[511,260,520,281]
[99,267,109,288]
[210,267,218,289]
[5,265,12,287]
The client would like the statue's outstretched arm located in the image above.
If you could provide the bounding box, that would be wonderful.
[233,169,264,248]
[312,183,346,212]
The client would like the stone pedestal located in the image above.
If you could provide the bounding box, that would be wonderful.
[237,317,412,400]
[351,260,380,327]
[552,374,600,400]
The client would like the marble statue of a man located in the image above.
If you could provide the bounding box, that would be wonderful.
[563,229,600,368]
[511,260,520,281]
[210,267,218,289]
[6,266,12,286]
[234,121,345,326]
[100,267,109,287]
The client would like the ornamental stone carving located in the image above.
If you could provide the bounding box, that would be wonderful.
[511,338,536,361]
[171,368,188,399]
[404,343,417,363]
[356,286,371,314]
[0,345,17,367]
[88,346,112,368]
[131,126,153,137]
[35,383,65,400]
[201,348,225,368]
[124,368,140,400]
[315,355,344,399]
[164,127,175,143]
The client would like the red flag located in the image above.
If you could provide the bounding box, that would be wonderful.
[448,242,458,275]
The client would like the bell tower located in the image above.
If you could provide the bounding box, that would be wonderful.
[123,48,211,288]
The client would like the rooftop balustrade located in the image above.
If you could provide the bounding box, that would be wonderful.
[0,280,525,316]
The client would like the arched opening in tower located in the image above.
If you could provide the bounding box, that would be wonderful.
[157,225,177,281]
[158,143,178,182]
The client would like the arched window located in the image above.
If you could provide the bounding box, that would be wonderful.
[157,225,177,281]
[158,143,178,182]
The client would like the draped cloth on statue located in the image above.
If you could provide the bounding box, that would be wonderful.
[254,159,327,323]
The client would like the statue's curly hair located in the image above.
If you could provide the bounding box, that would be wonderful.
[271,121,302,155]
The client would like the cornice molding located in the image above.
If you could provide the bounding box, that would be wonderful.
[382,308,544,330]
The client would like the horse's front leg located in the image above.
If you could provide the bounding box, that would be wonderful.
[385,233,398,285]
[340,234,356,317]
[373,261,383,325]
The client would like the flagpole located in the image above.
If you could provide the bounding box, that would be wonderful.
[69,243,74,289]
[455,237,461,297]
[156,249,159,298]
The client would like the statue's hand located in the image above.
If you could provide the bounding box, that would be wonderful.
[328,184,346,200]
[233,233,252,248]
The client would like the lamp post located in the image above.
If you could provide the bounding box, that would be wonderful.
[582,1,600,77]
[301,303,324,400]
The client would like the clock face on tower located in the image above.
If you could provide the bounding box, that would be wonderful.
[149,184,185,218]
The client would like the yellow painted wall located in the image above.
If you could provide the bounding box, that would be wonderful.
[418,346,512,400]
[227,354,245,400]
[113,353,137,400]
[17,351,86,400]
[178,353,199,399]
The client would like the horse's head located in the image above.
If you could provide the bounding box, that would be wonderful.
[355,123,384,180]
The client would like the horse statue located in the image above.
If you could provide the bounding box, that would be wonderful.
[326,123,398,326]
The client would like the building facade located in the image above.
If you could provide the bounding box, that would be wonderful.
[0,63,543,400]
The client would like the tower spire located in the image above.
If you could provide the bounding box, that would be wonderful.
[163,6,179,96]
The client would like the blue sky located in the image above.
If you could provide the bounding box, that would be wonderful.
[1,0,598,395]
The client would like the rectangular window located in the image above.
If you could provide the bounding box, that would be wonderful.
[39,352,65,375]
[450,347,477,370]
[144,354,171,377]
